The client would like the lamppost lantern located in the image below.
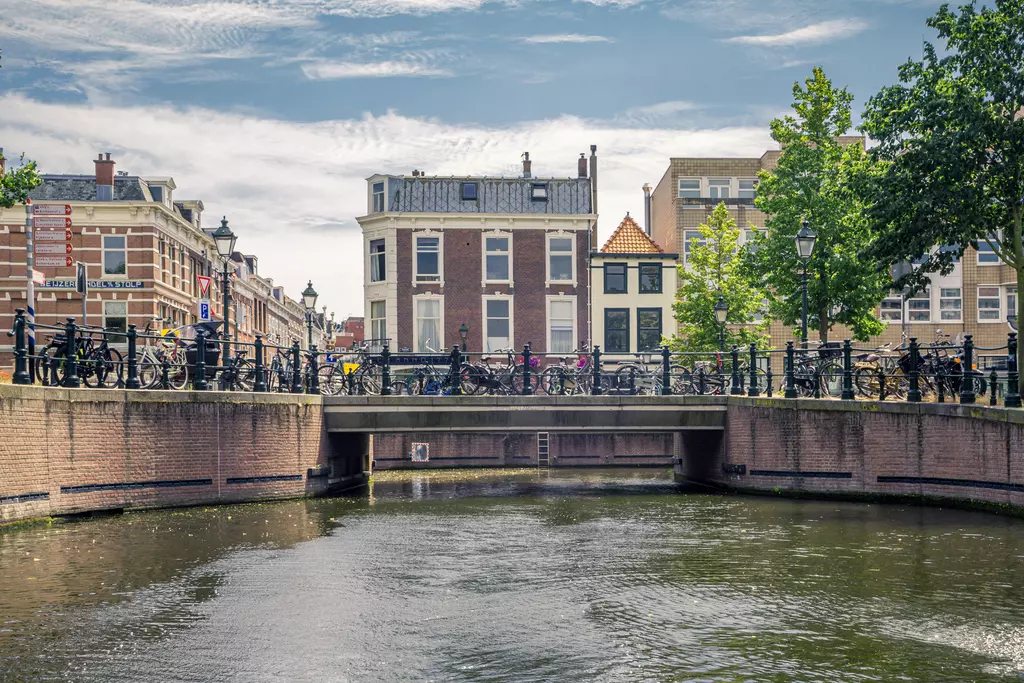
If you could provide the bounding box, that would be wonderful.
[459,322,469,352]
[713,296,729,325]
[795,220,817,261]
[301,281,318,311]
[212,216,237,259]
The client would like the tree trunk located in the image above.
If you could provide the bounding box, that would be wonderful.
[1018,266,1024,396]
[819,307,829,344]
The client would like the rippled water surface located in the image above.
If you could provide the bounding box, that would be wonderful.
[2,468,1024,682]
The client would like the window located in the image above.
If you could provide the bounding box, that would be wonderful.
[484,297,511,352]
[978,232,1000,264]
[547,235,574,283]
[1007,287,1017,321]
[531,183,548,201]
[940,288,962,321]
[369,239,386,283]
[103,301,127,341]
[415,235,441,283]
[604,263,627,294]
[677,179,700,198]
[637,308,662,352]
[907,289,930,322]
[484,235,510,282]
[372,181,385,213]
[978,286,1001,320]
[604,309,629,353]
[738,179,757,199]
[103,235,127,276]
[461,182,478,201]
[880,297,902,321]
[709,178,731,199]
[414,297,442,352]
[639,263,662,293]
[548,298,576,353]
[682,230,706,265]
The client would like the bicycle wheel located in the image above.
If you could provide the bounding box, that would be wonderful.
[819,361,844,397]
[460,363,488,395]
[318,364,341,395]
[614,365,644,395]
[231,359,256,391]
[35,346,64,386]
[356,363,383,395]
[138,356,160,388]
[854,366,879,397]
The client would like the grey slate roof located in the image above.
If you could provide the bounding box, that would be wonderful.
[386,176,592,214]
[28,175,149,202]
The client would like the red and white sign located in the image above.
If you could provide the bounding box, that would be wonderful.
[36,256,74,268]
[34,216,73,229]
[31,269,45,285]
[36,229,73,242]
[196,275,212,297]
[32,204,72,216]
[34,242,73,255]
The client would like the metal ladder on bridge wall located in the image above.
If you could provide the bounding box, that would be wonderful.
[537,432,550,469]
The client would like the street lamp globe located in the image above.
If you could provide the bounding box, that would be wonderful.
[714,296,729,325]
[302,281,318,311]
[458,322,469,349]
[212,216,237,259]
[795,220,817,260]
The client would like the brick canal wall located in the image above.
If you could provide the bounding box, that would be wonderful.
[0,385,341,525]
[679,398,1024,510]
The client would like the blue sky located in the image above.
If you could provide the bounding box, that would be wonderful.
[0,0,945,316]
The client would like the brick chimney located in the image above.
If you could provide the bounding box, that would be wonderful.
[95,152,115,201]
[522,152,531,179]
[578,153,587,178]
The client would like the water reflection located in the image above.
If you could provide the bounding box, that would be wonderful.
[1,468,1023,682]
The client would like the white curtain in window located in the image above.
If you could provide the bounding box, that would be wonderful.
[486,299,510,351]
[550,300,574,353]
[416,299,441,352]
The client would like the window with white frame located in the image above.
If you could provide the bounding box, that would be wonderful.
[1007,286,1017,321]
[682,230,706,265]
[484,235,511,282]
[880,297,902,321]
[370,300,386,344]
[738,179,757,199]
[103,301,127,340]
[103,235,127,276]
[415,234,442,283]
[907,289,930,322]
[548,298,576,353]
[369,239,386,283]
[531,183,548,201]
[709,178,731,199]
[978,286,1001,320]
[677,178,700,198]
[414,297,442,352]
[372,181,385,213]
[940,288,962,321]
[977,231,1001,264]
[547,235,574,283]
[484,297,512,351]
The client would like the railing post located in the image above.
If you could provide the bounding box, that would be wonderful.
[12,309,29,385]
[937,366,945,403]
[450,345,462,396]
[813,363,821,399]
[558,367,566,395]
[381,342,392,396]
[990,369,998,406]
[765,364,773,398]
[784,342,797,399]
[521,344,532,395]
[877,365,886,401]
[628,366,636,395]
[253,334,267,392]
[161,357,170,390]
[730,345,743,395]
[192,328,208,391]
[841,339,854,400]
[1006,332,1021,408]
[124,324,140,389]
[290,340,303,394]
[63,318,80,388]
[747,343,760,397]
[591,345,602,395]
[308,344,319,395]
[907,337,921,403]
[661,345,671,396]
[960,334,976,404]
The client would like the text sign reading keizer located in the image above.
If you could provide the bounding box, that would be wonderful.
[33,216,73,229]
[32,204,72,216]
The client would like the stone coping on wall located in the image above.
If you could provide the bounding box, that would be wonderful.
[0,383,323,408]
[727,395,1024,426]
[325,394,730,408]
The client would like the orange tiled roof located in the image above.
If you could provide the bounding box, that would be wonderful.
[600,214,664,254]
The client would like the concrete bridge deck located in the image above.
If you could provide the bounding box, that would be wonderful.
[322,395,728,433]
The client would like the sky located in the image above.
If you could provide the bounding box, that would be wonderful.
[0,0,946,318]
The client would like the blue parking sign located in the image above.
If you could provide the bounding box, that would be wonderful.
[198,299,212,322]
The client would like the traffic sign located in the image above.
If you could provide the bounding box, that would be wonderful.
[34,242,73,255]
[31,270,45,286]
[34,216,72,229]
[198,298,212,322]
[36,229,73,242]
[196,275,212,297]
[36,256,74,268]
[33,204,72,216]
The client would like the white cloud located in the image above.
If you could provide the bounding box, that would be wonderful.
[0,94,773,317]
[724,19,870,46]
[301,60,454,79]
[520,34,614,44]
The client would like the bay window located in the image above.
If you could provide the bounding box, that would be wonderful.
[369,239,385,283]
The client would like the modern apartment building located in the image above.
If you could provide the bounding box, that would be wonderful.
[357,150,598,354]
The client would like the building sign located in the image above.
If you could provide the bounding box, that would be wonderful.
[410,443,429,462]
[39,280,145,290]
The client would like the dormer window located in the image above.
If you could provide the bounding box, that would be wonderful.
[372,181,385,213]
[461,182,478,201]
[531,183,548,201]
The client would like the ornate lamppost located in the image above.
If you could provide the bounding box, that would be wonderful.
[302,281,318,349]
[713,295,729,352]
[794,220,818,349]
[211,217,237,367]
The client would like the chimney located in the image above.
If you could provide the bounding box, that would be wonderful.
[95,152,115,201]
[522,152,531,179]
[577,153,587,178]
[589,145,598,217]
[642,183,652,235]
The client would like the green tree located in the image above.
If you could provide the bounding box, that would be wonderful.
[860,0,1024,384]
[745,67,889,343]
[671,202,768,352]
[0,151,41,209]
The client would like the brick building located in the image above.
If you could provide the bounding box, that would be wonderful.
[334,316,364,350]
[358,150,598,354]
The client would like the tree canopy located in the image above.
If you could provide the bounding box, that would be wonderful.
[0,152,41,209]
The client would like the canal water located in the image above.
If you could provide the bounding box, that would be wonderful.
[2,468,1024,682]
